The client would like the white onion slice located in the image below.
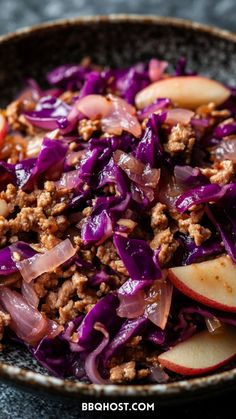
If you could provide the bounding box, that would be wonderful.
[149,59,168,82]
[21,280,39,308]
[165,108,194,126]
[0,287,49,345]
[144,279,173,330]
[18,239,76,283]
[117,291,145,319]
[205,316,222,334]
[101,95,141,138]
[55,170,80,189]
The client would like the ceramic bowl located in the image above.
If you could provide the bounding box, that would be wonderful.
[1,14,236,403]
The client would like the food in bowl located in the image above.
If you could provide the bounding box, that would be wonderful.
[0,56,236,384]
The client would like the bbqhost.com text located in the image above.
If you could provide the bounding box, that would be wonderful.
[81,401,155,412]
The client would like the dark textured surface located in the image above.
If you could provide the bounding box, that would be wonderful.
[0,0,236,34]
[0,1,236,418]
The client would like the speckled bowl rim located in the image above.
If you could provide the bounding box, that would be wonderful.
[1,14,236,400]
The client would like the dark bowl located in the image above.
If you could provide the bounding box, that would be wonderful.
[1,14,236,403]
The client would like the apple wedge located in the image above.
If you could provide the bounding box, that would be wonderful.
[135,76,230,110]
[0,114,7,145]
[168,255,236,312]
[158,326,236,375]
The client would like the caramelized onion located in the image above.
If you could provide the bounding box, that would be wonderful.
[205,316,222,334]
[165,108,194,126]
[101,95,141,138]
[55,170,80,189]
[212,137,236,163]
[21,280,39,308]
[144,279,173,330]
[113,150,160,189]
[117,291,145,319]
[0,287,49,345]
[149,59,168,82]
[77,94,111,119]
[18,239,76,283]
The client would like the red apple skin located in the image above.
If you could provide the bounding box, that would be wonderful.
[158,326,236,375]
[0,114,7,145]
[158,354,236,376]
[168,270,236,313]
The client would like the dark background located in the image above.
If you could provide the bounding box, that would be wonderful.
[0,0,236,417]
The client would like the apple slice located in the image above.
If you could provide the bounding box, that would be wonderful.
[0,114,7,145]
[168,255,236,312]
[135,76,230,110]
[158,326,236,375]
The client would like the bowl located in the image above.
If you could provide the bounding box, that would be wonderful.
[1,14,236,403]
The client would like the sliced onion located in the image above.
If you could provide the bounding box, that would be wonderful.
[117,291,145,319]
[17,239,76,283]
[77,94,111,119]
[84,322,109,384]
[113,150,160,189]
[149,59,168,82]
[144,279,173,330]
[101,95,142,138]
[149,365,169,383]
[158,171,184,209]
[165,108,194,126]
[212,137,236,163]
[0,287,50,345]
[0,114,7,145]
[47,319,64,338]
[21,280,39,308]
[55,170,80,189]
[66,150,85,166]
[205,316,222,334]
[75,94,141,137]
[26,134,44,157]
[137,98,170,121]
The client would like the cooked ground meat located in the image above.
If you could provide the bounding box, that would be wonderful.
[78,119,101,141]
[200,160,234,185]
[0,310,11,342]
[164,123,195,161]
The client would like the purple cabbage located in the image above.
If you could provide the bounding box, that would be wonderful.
[31,335,86,379]
[136,113,166,167]
[0,161,17,190]
[102,317,148,365]
[79,71,106,98]
[105,63,149,105]
[176,184,224,213]
[118,278,153,295]
[113,234,161,281]
[87,268,111,287]
[24,96,71,131]
[206,205,236,262]
[81,195,130,245]
[214,122,236,138]
[145,328,166,346]
[67,294,121,352]
[22,138,68,190]
[174,57,196,76]
[0,242,37,275]
[177,234,223,265]
[174,165,209,189]
[137,98,170,121]
[46,64,91,90]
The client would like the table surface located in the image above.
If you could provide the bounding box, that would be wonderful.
[0,0,236,417]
